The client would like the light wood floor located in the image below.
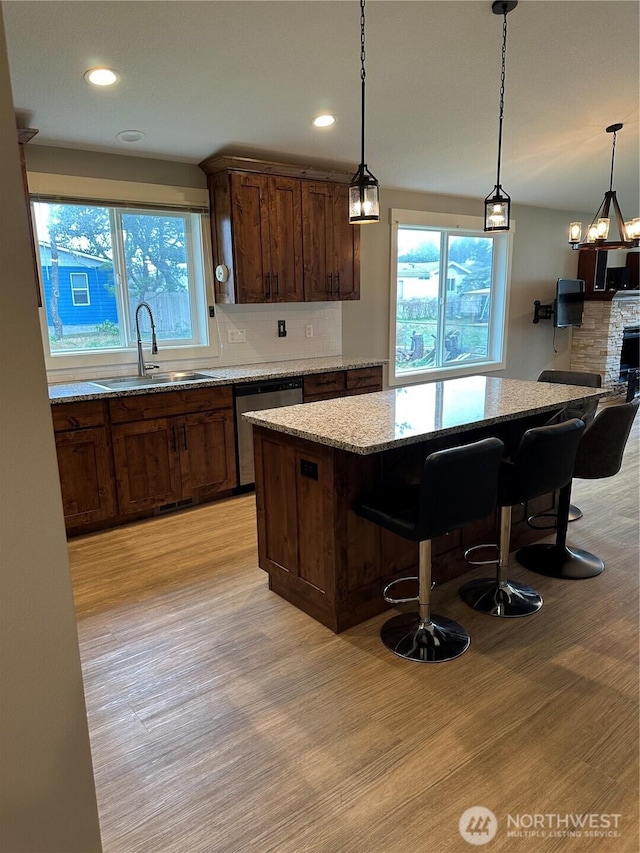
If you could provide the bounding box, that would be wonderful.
[69,416,639,853]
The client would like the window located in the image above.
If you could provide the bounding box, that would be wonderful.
[70,272,90,306]
[32,200,209,356]
[390,209,512,385]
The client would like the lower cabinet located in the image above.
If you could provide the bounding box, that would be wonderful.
[110,388,237,516]
[54,426,116,527]
[303,366,383,402]
[52,400,117,530]
[50,368,381,535]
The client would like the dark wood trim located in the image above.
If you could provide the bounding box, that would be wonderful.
[199,153,354,184]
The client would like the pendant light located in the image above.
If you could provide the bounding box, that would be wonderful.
[349,0,380,224]
[568,123,640,250]
[484,1,517,232]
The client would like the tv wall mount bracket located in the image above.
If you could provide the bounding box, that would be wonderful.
[532,301,554,323]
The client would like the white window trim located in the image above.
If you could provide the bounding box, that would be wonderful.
[29,174,217,374]
[388,209,513,387]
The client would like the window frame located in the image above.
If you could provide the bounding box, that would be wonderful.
[388,209,513,387]
[27,173,216,374]
[69,272,90,307]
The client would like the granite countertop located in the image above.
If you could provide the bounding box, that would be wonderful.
[243,375,608,455]
[48,357,386,403]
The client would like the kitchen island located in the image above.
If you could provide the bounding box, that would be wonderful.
[244,375,606,632]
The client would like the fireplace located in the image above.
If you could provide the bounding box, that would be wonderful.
[570,292,640,395]
[620,325,639,399]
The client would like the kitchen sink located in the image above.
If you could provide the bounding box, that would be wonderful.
[90,371,214,391]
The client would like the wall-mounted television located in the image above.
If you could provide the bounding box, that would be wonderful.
[554,278,585,328]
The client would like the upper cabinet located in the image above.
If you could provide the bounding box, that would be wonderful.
[200,155,360,304]
[301,182,360,301]
[228,172,303,303]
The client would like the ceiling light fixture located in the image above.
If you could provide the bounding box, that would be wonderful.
[116,130,146,143]
[348,0,379,224]
[484,1,517,233]
[313,114,336,128]
[84,67,118,87]
[569,123,640,251]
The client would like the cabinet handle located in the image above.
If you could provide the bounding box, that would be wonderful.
[274,271,279,295]
[171,424,177,452]
[265,272,271,298]
[335,272,340,295]
[182,423,188,450]
[328,273,333,295]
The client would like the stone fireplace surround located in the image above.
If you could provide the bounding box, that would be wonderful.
[570,292,640,395]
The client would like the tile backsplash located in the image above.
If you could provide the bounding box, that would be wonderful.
[46,302,342,383]
[213,302,342,366]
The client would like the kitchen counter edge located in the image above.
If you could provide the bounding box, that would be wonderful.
[48,357,387,404]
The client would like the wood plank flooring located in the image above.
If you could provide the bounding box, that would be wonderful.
[68,415,639,853]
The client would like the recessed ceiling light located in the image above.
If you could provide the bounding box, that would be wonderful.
[84,67,119,87]
[312,114,336,128]
[116,130,146,143]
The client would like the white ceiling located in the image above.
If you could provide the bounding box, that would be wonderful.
[3,0,639,216]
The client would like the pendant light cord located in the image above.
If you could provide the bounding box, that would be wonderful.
[360,0,367,167]
[495,7,509,189]
[609,129,617,193]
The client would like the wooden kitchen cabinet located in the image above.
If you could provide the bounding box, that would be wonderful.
[227,171,303,303]
[110,387,236,515]
[301,181,360,301]
[51,400,116,530]
[303,366,382,403]
[200,154,359,304]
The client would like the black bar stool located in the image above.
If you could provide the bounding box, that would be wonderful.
[517,398,639,579]
[533,369,602,524]
[353,437,504,663]
[459,419,585,617]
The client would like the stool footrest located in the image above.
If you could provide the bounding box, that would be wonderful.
[382,576,419,605]
[464,543,499,566]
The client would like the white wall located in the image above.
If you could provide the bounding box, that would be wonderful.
[343,186,592,381]
[0,12,102,852]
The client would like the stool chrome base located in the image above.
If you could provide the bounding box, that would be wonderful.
[380,612,470,663]
[459,578,543,617]
[516,543,604,579]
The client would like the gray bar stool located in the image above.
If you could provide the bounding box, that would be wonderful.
[459,419,585,617]
[353,437,504,663]
[517,398,639,579]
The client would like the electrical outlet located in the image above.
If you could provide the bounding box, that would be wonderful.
[227,329,246,343]
[278,320,287,338]
[305,324,313,338]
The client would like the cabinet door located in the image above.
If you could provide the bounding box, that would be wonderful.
[55,426,116,527]
[112,419,182,514]
[332,184,360,301]
[230,172,271,303]
[301,181,334,300]
[269,176,303,302]
[181,409,237,497]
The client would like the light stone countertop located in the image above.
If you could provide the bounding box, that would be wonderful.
[243,375,608,455]
[48,357,386,403]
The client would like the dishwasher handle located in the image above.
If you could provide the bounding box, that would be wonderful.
[234,377,303,397]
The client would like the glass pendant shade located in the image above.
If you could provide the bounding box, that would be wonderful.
[569,222,582,246]
[484,188,511,232]
[349,166,380,224]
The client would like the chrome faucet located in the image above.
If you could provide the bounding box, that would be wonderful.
[135,302,159,377]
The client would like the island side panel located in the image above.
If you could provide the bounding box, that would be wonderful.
[253,426,340,630]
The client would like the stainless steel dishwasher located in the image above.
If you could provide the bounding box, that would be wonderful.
[234,377,303,486]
